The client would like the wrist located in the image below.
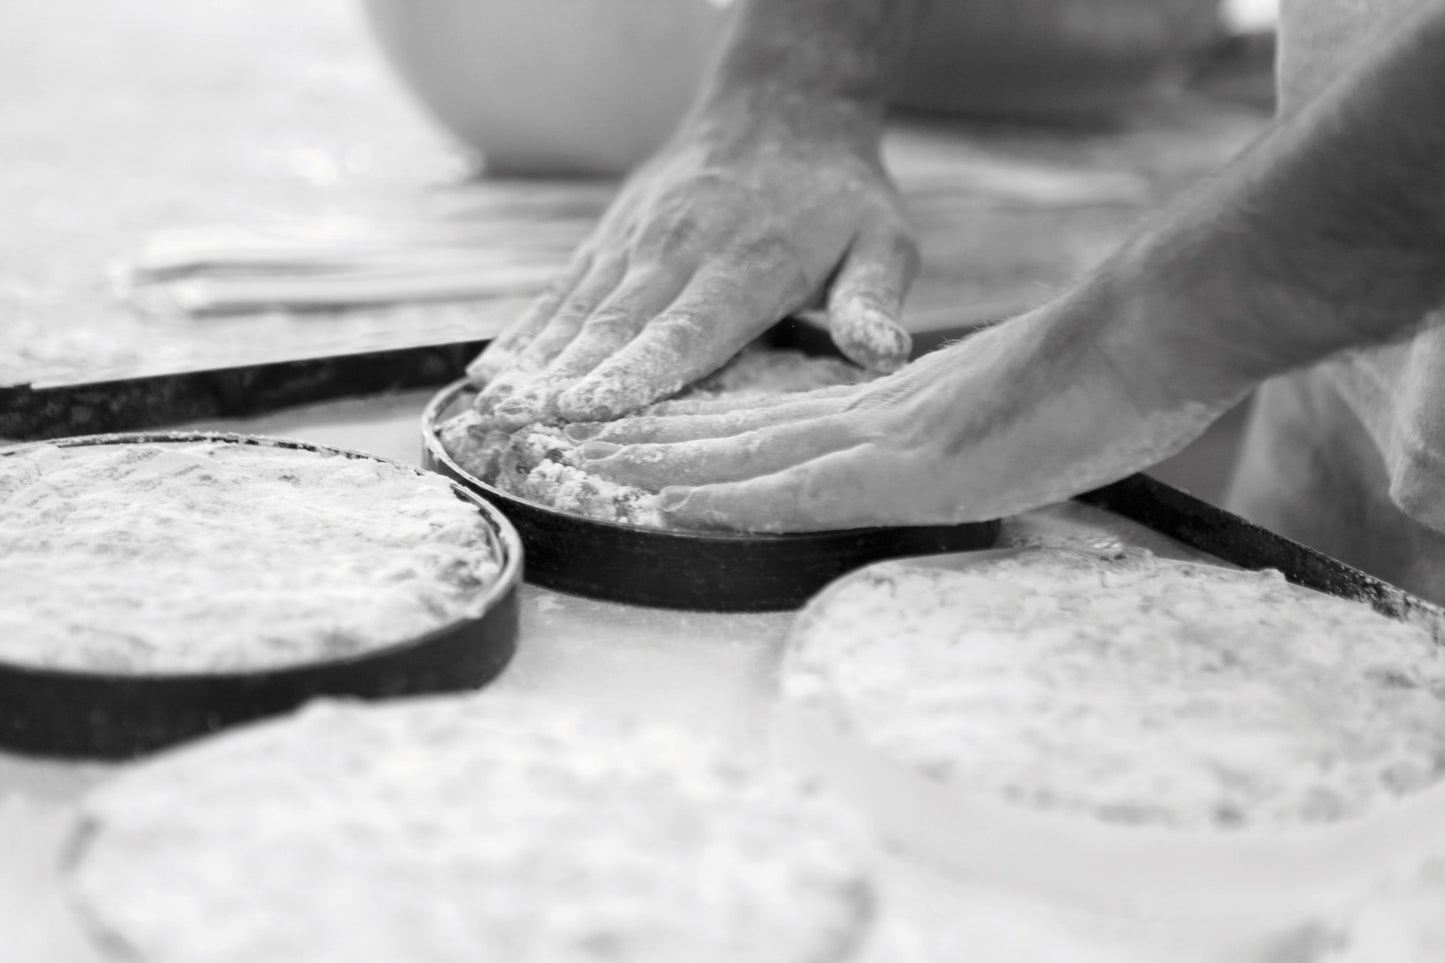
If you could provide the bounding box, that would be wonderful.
[1080,236,1265,414]
[671,0,923,158]
[680,80,885,159]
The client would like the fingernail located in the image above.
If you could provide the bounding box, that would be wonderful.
[839,311,912,372]
[563,423,603,442]
[578,442,620,460]
[658,488,689,512]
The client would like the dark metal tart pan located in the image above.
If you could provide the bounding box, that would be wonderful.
[0,432,522,759]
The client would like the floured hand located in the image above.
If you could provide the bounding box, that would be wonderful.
[567,281,1249,532]
[466,127,917,429]
[560,0,1445,533]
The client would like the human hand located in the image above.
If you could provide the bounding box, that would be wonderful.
[466,126,918,429]
[563,280,1249,532]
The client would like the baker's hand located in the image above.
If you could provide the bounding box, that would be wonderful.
[564,279,1250,531]
[466,128,917,428]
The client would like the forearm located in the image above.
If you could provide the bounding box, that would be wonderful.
[684,0,928,147]
[1109,0,1445,390]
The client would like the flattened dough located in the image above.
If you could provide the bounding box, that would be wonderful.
[786,548,1445,829]
[67,695,876,963]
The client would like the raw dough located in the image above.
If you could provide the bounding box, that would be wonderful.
[66,694,876,963]
[785,547,1445,829]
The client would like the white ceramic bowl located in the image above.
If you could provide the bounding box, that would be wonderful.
[360,0,1221,176]
[361,0,729,176]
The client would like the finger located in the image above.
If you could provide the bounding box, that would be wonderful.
[642,383,859,417]
[562,394,849,445]
[575,415,856,490]
[826,225,918,373]
[556,260,807,421]
[466,251,593,386]
[482,255,628,424]
[659,444,894,533]
[496,262,692,423]
[507,254,628,377]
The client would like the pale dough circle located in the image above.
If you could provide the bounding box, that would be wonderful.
[66,694,876,963]
[785,548,1445,830]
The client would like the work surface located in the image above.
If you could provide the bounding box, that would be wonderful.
[0,1,1290,957]
[1,390,1254,963]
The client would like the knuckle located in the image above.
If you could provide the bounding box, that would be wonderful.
[849,417,898,454]
[740,235,801,271]
[583,309,637,337]
[552,293,603,325]
[540,270,577,301]
[794,462,841,518]
[653,309,708,340]
[735,237,815,300]
[669,168,733,200]
[635,214,703,255]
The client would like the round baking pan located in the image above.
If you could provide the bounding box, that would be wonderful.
[422,380,999,611]
[0,432,523,760]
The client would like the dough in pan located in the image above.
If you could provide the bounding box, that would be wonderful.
[0,441,499,673]
[439,346,873,529]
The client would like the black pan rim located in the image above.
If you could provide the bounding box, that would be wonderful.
[0,430,524,685]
